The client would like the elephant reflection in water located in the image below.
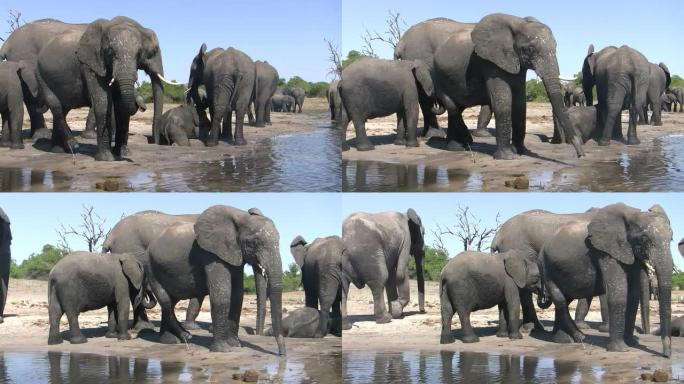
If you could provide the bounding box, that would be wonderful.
[344,161,467,192]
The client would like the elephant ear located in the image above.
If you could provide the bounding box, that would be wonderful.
[503,251,527,289]
[587,204,634,265]
[77,19,108,77]
[290,235,308,268]
[195,205,242,266]
[17,61,39,98]
[587,44,595,56]
[471,15,520,74]
[120,256,144,291]
[411,62,435,97]
[406,208,422,227]
[140,27,163,76]
[659,63,672,89]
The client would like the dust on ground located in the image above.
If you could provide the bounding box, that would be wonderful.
[0,279,341,383]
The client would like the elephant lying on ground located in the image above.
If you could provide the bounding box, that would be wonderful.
[48,252,148,345]
[652,316,684,337]
[264,307,341,338]
[440,250,542,344]
[0,208,10,324]
[0,61,40,149]
[338,58,437,151]
[158,105,203,146]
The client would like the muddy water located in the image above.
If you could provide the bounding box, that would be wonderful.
[0,127,340,192]
[343,350,683,383]
[343,135,684,192]
[0,350,342,383]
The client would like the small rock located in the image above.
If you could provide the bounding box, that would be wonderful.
[505,180,513,187]
[95,182,104,190]
[232,373,243,380]
[103,179,119,191]
[513,176,529,190]
[653,369,669,382]
[641,372,653,381]
[242,369,259,382]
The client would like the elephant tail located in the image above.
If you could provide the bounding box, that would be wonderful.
[439,274,451,315]
[48,278,61,315]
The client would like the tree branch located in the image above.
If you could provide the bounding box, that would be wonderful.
[324,38,342,79]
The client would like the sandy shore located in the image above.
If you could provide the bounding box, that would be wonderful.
[342,103,684,192]
[343,279,684,381]
[0,279,341,383]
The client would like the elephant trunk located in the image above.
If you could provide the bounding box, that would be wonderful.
[640,267,651,334]
[415,253,425,313]
[254,271,267,336]
[142,289,157,309]
[151,75,164,144]
[653,247,673,357]
[266,262,286,356]
[117,77,139,116]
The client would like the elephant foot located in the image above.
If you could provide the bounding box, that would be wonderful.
[625,335,639,347]
[209,340,234,353]
[496,328,509,338]
[493,148,517,160]
[233,137,247,146]
[48,335,63,345]
[159,330,181,344]
[513,144,527,156]
[255,123,266,128]
[342,320,352,330]
[94,150,116,162]
[653,122,663,127]
[32,128,52,140]
[80,129,97,139]
[446,140,466,152]
[572,331,586,343]
[472,129,492,137]
[627,137,641,145]
[375,313,392,324]
[606,340,629,352]
[10,143,24,150]
[117,332,132,341]
[205,140,219,147]
[51,145,65,154]
[117,145,131,157]
[70,334,87,344]
[405,139,419,148]
[390,301,403,319]
[598,323,610,333]
[597,138,611,146]
[183,320,201,330]
[0,141,10,148]
[440,333,455,344]
[134,320,155,332]
[226,335,242,347]
[575,320,590,330]
[394,138,407,146]
[105,331,118,338]
[356,141,375,151]
[461,334,479,343]
[423,128,445,139]
[509,331,523,340]
[551,330,574,344]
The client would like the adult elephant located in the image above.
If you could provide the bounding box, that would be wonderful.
[36,16,177,158]
[341,209,425,329]
[539,203,673,357]
[284,87,305,113]
[432,14,584,159]
[571,88,586,107]
[290,235,343,337]
[145,205,285,355]
[582,45,650,145]
[662,93,677,112]
[187,44,256,146]
[0,208,11,324]
[327,80,340,121]
[666,86,684,112]
[562,82,575,107]
[639,62,670,126]
[253,61,278,127]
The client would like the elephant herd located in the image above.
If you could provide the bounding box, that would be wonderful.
[0,16,307,157]
[332,13,681,161]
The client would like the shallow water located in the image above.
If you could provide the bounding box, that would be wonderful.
[0,127,340,192]
[343,350,684,383]
[0,350,342,383]
[342,135,684,192]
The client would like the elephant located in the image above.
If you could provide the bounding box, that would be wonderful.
[0,61,39,149]
[290,235,343,337]
[252,61,279,127]
[187,44,256,147]
[326,80,340,121]
[661,93,677,112]
[144,205,285,355]
[47,251,148,345]
[284,86,305,113]
[0,208,10,324]
[538,203,673,357]
[432,14,584,159]
[571,88,586,106]
[263,307,336,338]
[158,105,202,146]
[82,95,148,139]
[338,58,437,151]
[440,250,542,344]
[562,82,575,107]
[666,87,684,112]
[341,209,426,329]
[638,62,671,126]
[582,45,650,145]
[653,316,684,337]
[271,94,295,112]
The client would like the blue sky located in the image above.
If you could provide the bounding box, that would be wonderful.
[341,0,684,78]
[2,193,342,269]
[342,193,684,270]
[2,0,340,82]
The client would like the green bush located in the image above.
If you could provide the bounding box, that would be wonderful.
[672,273,684,290]
[243,262,301,294]
[286,76,311,93]
[526,79,549,102]
[308,82,329,98]
[408,246,449,281]
[10,244,67,280]
[136,81,187,104]
[671,75,684,88]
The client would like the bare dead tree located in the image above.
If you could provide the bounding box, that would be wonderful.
[433,206,501,252]
[0,9,24,42]
[361,10,407,56]
[324,38,342,79]
[56,205,110,252]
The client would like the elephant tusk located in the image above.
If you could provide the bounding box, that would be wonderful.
[156,73,183,86]
[109,77,115,87]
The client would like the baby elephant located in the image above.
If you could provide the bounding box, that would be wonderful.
[338,57,437,151]
[159,105,206,146]
[440,250,541,344]
[264,307,340,338]
[0,61,39,149]
[48,252,146,345]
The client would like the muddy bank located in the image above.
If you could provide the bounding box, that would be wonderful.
[0,279,341,383]
[343,280,684,382]
[0,98,339,192]
[342,103,684,192]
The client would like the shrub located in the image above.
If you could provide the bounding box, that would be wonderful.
[671,75,684,88]
[136,81,187,104]
[10,244,67,280]
[243,262,301,294]
[408,246,449,281]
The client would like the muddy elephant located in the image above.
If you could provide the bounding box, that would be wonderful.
[187,44,256,147]
[145,205,285,355]
[284,87,305,113]
[341,209,426,329]
[47,252,148,345]
[432,13,584,159]
[0,61,39,149]
[0,208,10,324]
[440,250,542,344]
[252,61,278,127]
[338,58,437,151]
[638,62,671,126]
[290,235,343,337]
[539,203,673,357]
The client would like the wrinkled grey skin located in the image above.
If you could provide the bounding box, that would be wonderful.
[145,205,285,355]
[432,13,584,159]
[47,252,146,345]
[187,44,256,147]
[36,16,168,159]
[338,58,437,151]
[83,95,147,139]
[341,209,426,329]
[264,307,331,338]
[0,61,39,149]
[271,94,295,112]
[284,86,305,113]
[290,235,343,338]
[326,80,341,121]
[666,87,684,112]
[662,93,678,112]
[638,63,670,126]
[0,208,11,324]
[0,19,85,137]
[563,106,598,143]
[159,105,201,146]
[539,204,673,357]
[252,61,279,127]
[582,45,650,146]
[440,250,541,344]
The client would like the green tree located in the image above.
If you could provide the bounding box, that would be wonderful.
[286,76,311,93]
[10,244,67,280]
[526,79,549,102]
[283,262,302,292]
[277,78,287,87]
[137,81,187,104]
[308,82,329,98]
[408,246,449,281]
[671,75,684,88]
[573,71,583,87]
[341,50,368,70]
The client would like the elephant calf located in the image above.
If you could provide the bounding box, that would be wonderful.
[48,252,146,345]
[0,61,39,149]
[440,250,541,344]
[159,105,206,146]
[264,307,341,338]
[271,94,295,112]
[338,57,437,151]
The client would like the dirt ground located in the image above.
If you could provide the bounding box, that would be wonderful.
[343,279,684,381]
[0,97,330,192]
[342,104,684,192]
[0,278,341,383]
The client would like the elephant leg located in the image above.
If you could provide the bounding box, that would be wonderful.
[418,96,439,137]
[472,105,493,137]
[394,264,411,316]
[228,267,244,337]
[574,297,591,329]
[404,102,419,147]
[440,289,455,344]
[65,310,86,344]
[113,105,131,157]
[637,106,647,125]
[352,116,373,151]
[254,268,267,335]
[511,80,527,155]
[368,279,391,324]
[82,108,97,139]
[265,99,272,125]
[394,112,406,146]
[205,261,240,352]
[598,257,629,352]
[597,294,610,332]
[546,280,584,343]
[115,298,131,340]
[0,275,7,321]
[27,100,47,136]
[626,107,640,145]
[520,290,544,332]
[183,297,204,330]
[149,279,189,344]
[330,288,342,336]
[341,276,352,330]
[385,269,400,319]
[446,109,472,151]
[247,102,256,126]
[456,307,478,343]
[233,107,247,146]
[105,304,118,338]
[8,107,23,149]
[504,282,522,339]
[624,266,641,346]
[650,101,663,126]
[639,268,650,334]
[0,115,9,147]
[496,306,509,338]
[207,103,224,147]
[317,276,338,338]
[487,77,516,160]
[221,109,234,142]
[47,295,64,345]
